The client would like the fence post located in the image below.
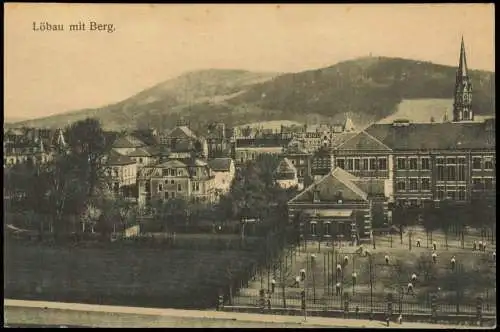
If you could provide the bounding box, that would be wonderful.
[259,288,265,313]
[343,293,350,319]
[476,296,483,327]
[387,293,393,322]
[430,293,437,323]
[323,253,327,294]
[280,258,286,309]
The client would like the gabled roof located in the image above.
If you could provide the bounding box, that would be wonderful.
[166,126,197,140]
[112,135,146,149]
[365,121,495,151]
[289,167,369,204]
[172,140,194,152]
[329,133,358,149]
[127,146,162,157]
[208,158,233,172]
[106,150,136,166]
[335,131,392,152]
[131,129,160,146]
[351,179,385,197]
[275,158,297,175]
[157,159,187,169]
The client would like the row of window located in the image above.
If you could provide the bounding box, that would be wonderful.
[162,168,185,177]
[436,165,467,181]
[164,191,176,199]
[4,155,48,166]
[396,177,496,192]
[471,157,495,170]
[396,157,431,170]
[396,178,431,191]
[108,166,135,178]
[158,183,183,192]
[395,156,495,171]
[337,157,388,171]
[472,177,495,191]
[435,187,467,201]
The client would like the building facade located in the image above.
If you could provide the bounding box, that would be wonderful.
[137,158,216,207]
[104,151,138,197]
[307,38,495,208]
[288,168,387,243]
[208,157,236,197]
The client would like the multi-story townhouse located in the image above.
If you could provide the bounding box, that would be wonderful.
[104,151,137,197]
[111,135,147,156]
[3,127,61,167]
[3,138,51,167]
[137,158,216,207]
[282,138,312,186]
[159,125,197,148]
[206,122,232,159]
[309,132,358,180]
[131,128,160,146]
[232,136,291,168]
[208,157,235,197]
[127,146,163,169]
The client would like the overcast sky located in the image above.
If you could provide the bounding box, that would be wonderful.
[4,3,495,120]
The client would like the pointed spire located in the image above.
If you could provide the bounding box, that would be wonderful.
[39,137,44,153]
[458,36,468,77]
[56,128,67,148]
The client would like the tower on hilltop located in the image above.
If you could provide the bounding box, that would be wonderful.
[453,36,473,122]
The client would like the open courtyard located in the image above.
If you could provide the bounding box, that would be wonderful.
[232,227,496,318]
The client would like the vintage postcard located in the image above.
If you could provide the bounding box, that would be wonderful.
[4,3,495,328]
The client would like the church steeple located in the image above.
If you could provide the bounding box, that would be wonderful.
[457,36,468,77]
[453,36,473,122]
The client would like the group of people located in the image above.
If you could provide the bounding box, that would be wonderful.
[473,240,488,252]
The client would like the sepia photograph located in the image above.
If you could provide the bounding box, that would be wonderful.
[3,3,496,328]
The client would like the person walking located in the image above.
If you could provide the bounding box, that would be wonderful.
[407,282,414,295]
[294,275,301,288]
[411,273,417,283]
[432,252,437,264]
[416,238,421,247]
[479,240,483,251]
[450,256,456,270]
[271,277,276,293]
[385,255,390,265]
[432,241,437,251]
[343,255,349,266]
[300,268,306,281]
[336,282,341,296]
[473,240,477,251]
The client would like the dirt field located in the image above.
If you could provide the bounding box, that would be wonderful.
[233,231,496,315]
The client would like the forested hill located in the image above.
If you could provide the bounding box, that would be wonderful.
[11,57,495,131]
